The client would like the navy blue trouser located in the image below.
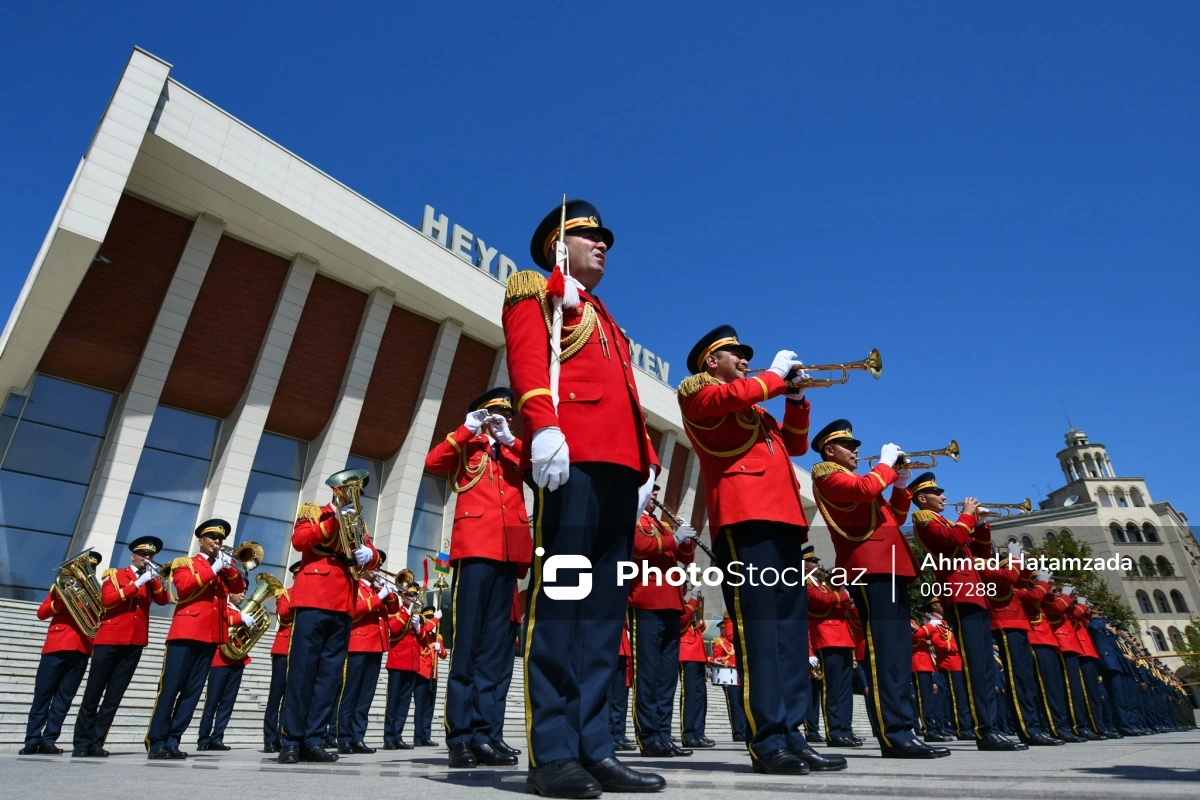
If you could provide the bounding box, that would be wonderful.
[415,677,436,741]
[337,651,382,744]
[608,656,629,739]
[146,640,216,750]
[994,628,1044,739]
[524,462,639,767]
[198,664,245,745]
[630,607,682,747]
[1105,668,1135,731]
[931,671,953,734]
[491,621,520,740]
[946,603,997,738]
[1079,657,1105,732]
[1031,644,1071,737]
[679,661,707,740]
[282,608,351,749]
[944,669,975,736]
[805,677,822,735]
[725,685,748,741]
[817,647,853,739]
[445,558,518,748]
[1060,651,1094,735]
[25,650,88,748]
[74,644,141,748]
[263,653,287,746]
[384,669,418,744]
[715,521,810,759]
[849,575,916,747]
[915,671,937,735]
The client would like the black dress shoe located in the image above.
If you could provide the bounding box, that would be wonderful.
[977,733,1025,751]
[1057,732,1086,743]
[681,736,715,748]
[301,745,338,762]
[278,745,300,764]
[414,739,437,747]
[492,739,521,756]
[1077,730,1102,741]
[19,745,41,755]
[667,742,693,757]
[849,734,865,745]
[210,743,231,751]
[752,747,809,775]
[167,746,188,759]
[322,736,337,749]
[264,742,282,753]
[197,742,210,751]
[700,737,716,747]
[72,747,90,757]
[828,735,864,747]
[395,739,414,750]
[527,758,603,798]
[352,742,377,753]
[925,733,955,742]
[1104,730,1123,739]
[583,757,666,792]
[147,747,172,760]
[39,744,64,755]
[1021,733,1065,746]
[614,738,637,751]
[791,745,847,771]
[639,740,674,758]
[881,739,951,759]
[805,732,826,743]
[338,743,355,755]
[473,742,518,766]
[956,733,975,740]
[88,745,109,757]
[449,742,478,768]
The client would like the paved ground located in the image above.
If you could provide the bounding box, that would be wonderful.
[2,734,1198,799]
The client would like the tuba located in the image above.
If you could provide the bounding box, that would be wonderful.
[51,550,105,639]
[221,572,284,660]
[327,468,371,579]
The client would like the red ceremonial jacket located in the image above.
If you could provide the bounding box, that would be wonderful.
[167,553,247,644]
[95,565,170,647]
[387,608,432,672]
[711,632,737,668]
[1019,578,1059,648]
[1072,605,1101,659]
[270,590,294,656]
[677,371,809,538]
[424,427,533,565]
[930,622,962,672]
[37,590,93,655]
[619,622,632,658]
[348,580,397,654]
[847,606,867,662]
[912,622,937,672]
[807,580,855,650]
[811,462,916,577]
[679,598,708,663]
[629,511,694,611]
[502,273,659,481]
[912,512,991,608]
[290,502,380,614]
[419,632,448,680]
[211,605,250,667]
[1043,591,1082,655]
[981,559,1030,631]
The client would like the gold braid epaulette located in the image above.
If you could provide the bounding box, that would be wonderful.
[912,509,936,526]
[677,372,721,398]
[169,557,193,571]
[809,461,848,480]
[101,568,117,580]
[297,502,323,525]
[505,271,546,305]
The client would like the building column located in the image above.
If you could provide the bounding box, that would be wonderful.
[655,430,677,494]
[372,319,462,560]
[676,449,701,531]
[71,214,225,560]
[199,255,317,526]
[298,287,395,504]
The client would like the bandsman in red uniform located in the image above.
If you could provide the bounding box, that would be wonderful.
[910,471,1024,752]
[805,546,861,748]
[678,592,713,748]
[711,613,747,743]
[628,484,697,758]
[911,617,939,737]
[197,595,251,751]
[20,550,102,755]
[146,519,248,759]
[809,420,946,759]
[278,473,380,764]
[1045,582,1102,740]
[679,324,842,775]
[72,537,169,757]
[384,585,435,749]
[425,386,530,768]
[414,607,448,747]
[505,199,662,797]
[336,552,398,754]
[263,560,302,753]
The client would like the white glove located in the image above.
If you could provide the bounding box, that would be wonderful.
[674,524,698,547]
[214,551,234,571]
[134,569,155,588]
[433,642,443,654]
[636,471,656,519]
[1037,570,1052,583]
[810,655,819,668]
[784,362,808,402]
[929,618,944,628]
[687,586,702,602]
[878,443,903,468]
[340,504,356,517]
[1078,596,1089,607]
[894,469,912,489]
[489,414,516,447]
[530,427,570,491]
[410,613,421,629]
[239,610,256,628]
[376,581,393,600]
[353,546,373,566]
[433,609,443,621]
[767,350,799,379]
[1007,541,1023,560]
[1061,584,1075,596]
[464,409,490,434]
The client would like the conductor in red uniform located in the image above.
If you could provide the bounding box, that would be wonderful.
[504,199,663,797]
[678,324,843,775]
[73,536,170,757]
[146,520,248,759]
[810,420,948,759]
[425,386,530,768]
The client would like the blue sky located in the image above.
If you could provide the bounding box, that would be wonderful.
[2,3,1197,525]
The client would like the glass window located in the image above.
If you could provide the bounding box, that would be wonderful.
[1110,523,1126,543]
[408,473,447,569]
[1137,591,1152,613]
[0,391,26,457]
[128,449,212,504]
[1171,590,1188,613]
[237,432,308,576]
[0,375,115,599]
[143,406,220,460]
[1150,627,1167,652]
[1143,523,1159,543]
[1154,591,1171,614]
[1020,535,1033,548]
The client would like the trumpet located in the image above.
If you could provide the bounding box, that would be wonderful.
[952,498,1032,517]
[141,557,178,603]
[377,567,423,602]
[746,348,882,389]
[863,440,959,470]
[650,498,717,561]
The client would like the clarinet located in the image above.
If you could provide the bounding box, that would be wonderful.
[652,499,718,561]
